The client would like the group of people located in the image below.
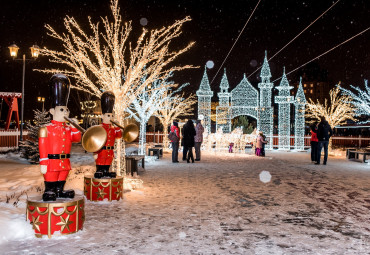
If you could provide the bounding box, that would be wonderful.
[170,119,204,163]
[310,117,333,165]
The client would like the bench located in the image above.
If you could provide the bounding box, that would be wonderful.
[148,147,163,159]
[347,150,370,163]
[346,148,357,158]
[125,155,145,176]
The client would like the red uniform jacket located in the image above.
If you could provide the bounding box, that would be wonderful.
[94,123,122,166]
[39,120,81,172]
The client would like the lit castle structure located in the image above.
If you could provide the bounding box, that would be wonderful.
[196,52,306,150]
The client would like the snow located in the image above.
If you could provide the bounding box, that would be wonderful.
[1,146,370,254]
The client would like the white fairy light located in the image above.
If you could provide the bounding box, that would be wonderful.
[258,51,274,149]
[340,80,370,118]
[275,67,293,150]
[216,69,231,133]
[36,0,194,171]
[196,67,214,133]
[306,86,357,150]
[294,77,306,151]
[126,73,175,155]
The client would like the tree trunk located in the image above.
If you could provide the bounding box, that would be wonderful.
[163,120,170,149]
[139,121,146,155]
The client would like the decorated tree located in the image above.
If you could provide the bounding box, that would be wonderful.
[340,80,370,118]
[125,74,175,155]
[232,116,254,134]
[36,0,194,171]
[156,90,197,149]
[19,110,51,164]
[306,86,357,149]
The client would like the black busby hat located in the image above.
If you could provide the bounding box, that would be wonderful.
[101,91,115,114]
[49,74,71,108]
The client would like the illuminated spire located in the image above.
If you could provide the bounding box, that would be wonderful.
[295,77,306,104]
[219,68,229,93]
[260,50,271,83]
[197,66,213,96]
[294,77,306,151]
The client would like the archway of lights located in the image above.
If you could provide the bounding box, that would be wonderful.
[196,52,306,151]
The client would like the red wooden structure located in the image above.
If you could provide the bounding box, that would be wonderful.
[0,92,21,130]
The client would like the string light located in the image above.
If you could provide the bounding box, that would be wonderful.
[340,80,370,119]
[35,0,194,171]
[258,51,274,149]
[294,77,306,151]
[126,73,175,155]
[156,91,197,149]
[306,86,357,149]
[196,67,214,133]
[275,67,293,150]
[216,69,231,133]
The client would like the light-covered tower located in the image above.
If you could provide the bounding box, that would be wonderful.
[258,51,274,149]
[294,77,306,151]
[216,69,231,133]
[275,67,293,150]
[196,67,213,133]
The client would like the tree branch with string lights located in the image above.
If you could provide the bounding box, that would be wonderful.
[125,73,177,155]
[36,0,195,171]
[156,91,197,150]
[305,86,357,149]
[340,80,370,119]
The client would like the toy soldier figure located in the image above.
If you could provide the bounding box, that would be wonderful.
[93,91,122,178]
[39,74,81,201]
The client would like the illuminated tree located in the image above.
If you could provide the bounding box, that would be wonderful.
[156,90,197,149]
[340,80,370,118]
[36,0,194,172]
[125,74,173,155]
[306,86,357,149]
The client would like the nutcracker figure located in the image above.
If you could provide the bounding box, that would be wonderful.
[93,91,122,178]
[39,74,81,201]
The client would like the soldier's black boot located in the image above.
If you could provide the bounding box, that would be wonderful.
[42,181,57,201]
[109,171,117,178]
[94,165,104,178]
[94,171,104,178]
[56,181,75,199]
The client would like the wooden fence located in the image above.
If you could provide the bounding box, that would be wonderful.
[2,131,368,149]
[0,130,29,149]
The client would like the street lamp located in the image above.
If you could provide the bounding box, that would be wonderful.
[8,44,40,141]
[38,97,45,111]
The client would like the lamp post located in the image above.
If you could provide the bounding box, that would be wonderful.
[8,44,40,141]
[38,97,45,111]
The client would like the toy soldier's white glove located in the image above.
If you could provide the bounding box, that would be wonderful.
[40,165,47,175]
[93,154,98,160]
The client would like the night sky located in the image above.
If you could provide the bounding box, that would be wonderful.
[0,0,369,120]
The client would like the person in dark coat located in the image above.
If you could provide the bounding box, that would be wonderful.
[182,119,196,163]
[310,122,319,163]
[315,117,333,165]
[181,123,188,161]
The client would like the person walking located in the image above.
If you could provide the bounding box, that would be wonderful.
[255,131,267,156]
[310,122,319,163]
[194,120,204,161]
[183,119,196,163]
[315,117,333,165]
[170,121,180,163]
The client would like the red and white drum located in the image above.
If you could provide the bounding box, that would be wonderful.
[84,176,123,202]
[26,195,84,238]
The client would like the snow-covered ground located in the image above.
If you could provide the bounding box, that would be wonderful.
[1,145,370,254]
